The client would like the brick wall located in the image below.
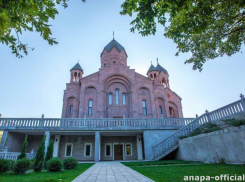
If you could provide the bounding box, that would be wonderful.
[101,136,137,161]
[58,135,95,161]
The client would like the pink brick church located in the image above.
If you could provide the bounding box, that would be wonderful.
[62,38,183,119]
[0,38,189,162]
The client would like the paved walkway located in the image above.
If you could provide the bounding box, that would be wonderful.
[72,162,154,182]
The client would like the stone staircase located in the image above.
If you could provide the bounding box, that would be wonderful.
[152,94,245,160]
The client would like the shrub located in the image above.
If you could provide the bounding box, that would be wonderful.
[63,157,78,170]
[18,135,28,160]
[189,128,202,137]
[0,159,10,173]
[29,159,36,169]
[7,159,15,171]
[224,118,245,127]
[44,139,54,169]
[203,123,220,133]
[34,135,46,172]
[13,157,30,174]
[219,157,226,164]
[47,157,62,172]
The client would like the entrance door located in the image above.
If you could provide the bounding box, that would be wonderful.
[114,144,123,160]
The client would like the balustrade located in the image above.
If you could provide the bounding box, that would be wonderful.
[152,95,245,160]
[0,117,194,130]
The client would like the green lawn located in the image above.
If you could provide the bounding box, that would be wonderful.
[122,161,245,182]
[122,160,202,167]
[0,163,94,182]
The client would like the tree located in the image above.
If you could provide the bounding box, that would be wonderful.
[0,0,85,58]
[44,139,54,169]
[17,135,28,160]
[34,135,46,172]
[120,0,245,71]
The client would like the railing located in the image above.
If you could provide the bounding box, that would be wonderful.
[152,94,245,160]
[0,117,194,130]
[0,152,35,161]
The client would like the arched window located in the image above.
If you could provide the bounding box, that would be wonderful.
[169,107,175,117]
[70,105,73,114]
[108,93,113,105]
[154,74,156,78]
[159,106,162,114]
[113,61,116,64]
[115,89,119,105]
[88,100,93,116]
[142,100,147,116]
[74,72,78,82]
[122,93,126,105]
[162,78,165,84]
[150,74,153,79]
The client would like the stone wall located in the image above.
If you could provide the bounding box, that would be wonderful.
[58,135,95,161]
[176,125,245,164]
[100,136,137,161]
[6,132,25,152]
[27,135,44,153]
[6,133,49,153]
[143,130,178,160]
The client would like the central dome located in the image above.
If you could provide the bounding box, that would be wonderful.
[101,38,128,67]
[101,39,127,57]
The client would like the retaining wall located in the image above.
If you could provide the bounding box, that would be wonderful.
[176,125,245,164]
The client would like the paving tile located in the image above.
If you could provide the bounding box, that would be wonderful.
[72,161,154,182]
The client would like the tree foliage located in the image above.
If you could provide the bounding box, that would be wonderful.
[121,0,245,71]
[17,135,28,160]
[34,135,46,172]
[0,0,85,58]
[44,139,54,169]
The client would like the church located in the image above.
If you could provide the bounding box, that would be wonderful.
[63,38,183,119]
[0,38,189,162]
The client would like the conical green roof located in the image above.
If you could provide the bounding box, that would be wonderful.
[101,39,127,56]
[156,63,168,75]
[147,64,157,74]
[70,63,83,73]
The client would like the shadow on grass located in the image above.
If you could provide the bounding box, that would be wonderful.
[0,163,94,182]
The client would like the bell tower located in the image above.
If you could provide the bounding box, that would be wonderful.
[147,62,158,81]
[146,59,170,88]
[70,62,83,83]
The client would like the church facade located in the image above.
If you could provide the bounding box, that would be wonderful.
[57,38,183,161]
[0,38,186,162]
[62,38,183,119]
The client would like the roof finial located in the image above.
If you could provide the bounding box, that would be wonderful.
[113,31,114,39]
[156,58,158,64]
[151,61,152,65]
[78,59,79,63]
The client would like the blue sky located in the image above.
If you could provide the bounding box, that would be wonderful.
[0,0,244,118]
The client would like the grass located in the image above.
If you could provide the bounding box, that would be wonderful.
[122,160,202,167]
[0,163,94,182]
[122,161,245,182]
[223,118,245,127]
